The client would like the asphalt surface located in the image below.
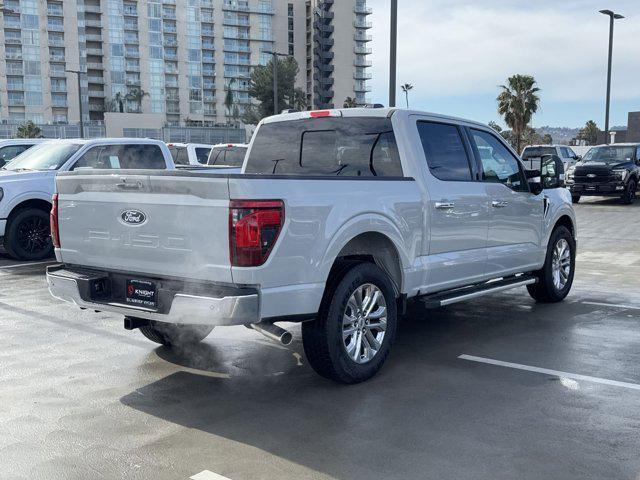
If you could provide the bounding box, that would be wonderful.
[1,196,639,480]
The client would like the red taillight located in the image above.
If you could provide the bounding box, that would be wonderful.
[229,200,284,267]
[50,193,60,248]
[310,110,331,118]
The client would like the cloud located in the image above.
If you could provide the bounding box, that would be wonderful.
[368,0,640,104]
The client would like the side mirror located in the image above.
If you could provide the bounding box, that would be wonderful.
[573,155,582,161]
[526,169,543,195]
[541,154,565,189]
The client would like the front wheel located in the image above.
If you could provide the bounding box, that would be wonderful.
[302,262,398,384]
[527,226,575,303]
[621,178,637,205]
[139,321,214,347]
[3,208,54,261]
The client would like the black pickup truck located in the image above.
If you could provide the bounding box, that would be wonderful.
[566,143,640,204]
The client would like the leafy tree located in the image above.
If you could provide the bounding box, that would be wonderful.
[488,121,502,133]
[497,74,541,153]
[291,88,308,111]
[125,88,148,112]
[106,92,126,113]
[16,120,42,138]
[225,79,236,124]
[578,120,600,145]
[401,83,414,108]
[343,97,358,108]
[243,56,299,124]
[542,133,553,145]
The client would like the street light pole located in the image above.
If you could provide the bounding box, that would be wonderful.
[389,0,398,107]
[66,70,85,139]
[599,9,624,144]
[264,51,289,115]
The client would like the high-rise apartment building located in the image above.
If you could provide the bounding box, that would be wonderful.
[0,0,372,127]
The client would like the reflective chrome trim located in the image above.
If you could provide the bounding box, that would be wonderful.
[438,278,537,306]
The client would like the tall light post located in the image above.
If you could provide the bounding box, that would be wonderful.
[66,69,85,139]
[389,0,398,107]
[264,51,290,116]
[599,9,624,144]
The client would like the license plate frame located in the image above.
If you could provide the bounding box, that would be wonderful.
[125,279,158,310]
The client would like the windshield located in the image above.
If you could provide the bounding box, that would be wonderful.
[583,146,636,164]
[521,147,555,159]
[208,147,247,167]
[3,143,82,171]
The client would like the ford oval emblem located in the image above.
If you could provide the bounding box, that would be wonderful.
[121,209,147,226]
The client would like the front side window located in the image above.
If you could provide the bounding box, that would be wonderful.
[470,129,526,192]
[245,117,403,177]
[72,144,166,170]
[417,121,472,181]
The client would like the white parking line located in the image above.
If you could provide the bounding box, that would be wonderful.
[0,260,56,269]
[190,471,233,480]
[582,301,640,311]
[459,354,640,391]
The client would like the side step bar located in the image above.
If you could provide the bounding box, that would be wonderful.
[420,275,537,309]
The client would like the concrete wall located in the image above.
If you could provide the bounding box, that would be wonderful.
[104,113,165,138]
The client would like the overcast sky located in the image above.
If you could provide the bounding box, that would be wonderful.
[366,0,640,128]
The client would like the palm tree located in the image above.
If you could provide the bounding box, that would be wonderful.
[125,88,148,113]
[107,92,126,113]
[401,83,413,108]
[497,74,541,153]
[343,97,358,108]
[16,120,42,138]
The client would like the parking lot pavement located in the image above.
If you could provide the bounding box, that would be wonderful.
[1,197,640,480]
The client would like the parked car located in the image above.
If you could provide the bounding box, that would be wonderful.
[566,143,640,204]
[0,139,174,260]
[47,109,576,384]
[206,143,248,171]
[521,145,581,172]
[0,139,47,169]
[167,143,213,166]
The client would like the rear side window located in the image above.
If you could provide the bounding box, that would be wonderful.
[72,144,166,170]
[417,121,472,181]
[195,148,210,164]
[245,117,403,177]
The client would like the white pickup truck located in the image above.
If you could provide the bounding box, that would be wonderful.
[0,139,173,260]
[47,109,577,383]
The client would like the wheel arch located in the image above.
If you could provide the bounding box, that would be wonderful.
[553,214,575,238]
[8,198,52,222]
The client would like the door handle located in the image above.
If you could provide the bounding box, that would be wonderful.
[435,201,455,210]
[492,200,509,208]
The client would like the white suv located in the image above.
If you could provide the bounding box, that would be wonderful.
[521,145,581,171]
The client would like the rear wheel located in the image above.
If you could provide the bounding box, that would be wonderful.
[571,195,581,204]
[302,262,398,384]
[621,178,637,205]
[3,208,53,261]
[527,226,575,303]
[139,321,214,347]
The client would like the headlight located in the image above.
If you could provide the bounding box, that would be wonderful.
[566,167,575,180]
[613,170,628,181]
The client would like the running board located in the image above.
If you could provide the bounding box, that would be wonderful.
[419,275,537,308]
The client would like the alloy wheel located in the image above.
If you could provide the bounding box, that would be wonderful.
[551,238,571,291]
[16,215,51,255]
[342,283,387,364]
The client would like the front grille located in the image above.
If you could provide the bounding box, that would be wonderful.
[574,174,614,184]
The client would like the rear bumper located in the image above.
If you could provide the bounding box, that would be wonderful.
[46,265,259,326]
[568,182,625,196]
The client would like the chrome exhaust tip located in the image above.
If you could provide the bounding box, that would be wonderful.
[248,322,293,346]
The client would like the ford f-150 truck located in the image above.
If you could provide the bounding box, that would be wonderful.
[0,139,173,260]
[47,109,577,384]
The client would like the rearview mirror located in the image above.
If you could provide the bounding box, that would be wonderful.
[541,154,565,189]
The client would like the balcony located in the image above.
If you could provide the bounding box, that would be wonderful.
[123,6,138,16]
[354,59,372,67]
[125,77,141,86]
[85,33,102,42]
[6,66,23,75]
[89,103,105,111]
[7,83,24,91]
[51,84,68,93]
[203,41,216,50]
[354,20,373,29]
[88,75,104,83]
[5,37,22,44]
[87,62,104,69]
[354,71,372,80]
[354,33,372,42]
[8,98,25,106]
[354,4,373,15]
[223,17,250,27]
[84,4,101,14]
[125,63,140,72]
[47,6,64,16]
[354,46,372,55]
[85,19,102,28]
[125,50,140,58]
[47,22,65,32]
[354,84,372,92]
[86,47,103,56]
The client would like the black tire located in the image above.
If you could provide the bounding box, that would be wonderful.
[571,195,581,204]
[302,262,398,384]
[621,178,637,205]
[139,320,214,347]
[527,226,576,303]
[3,208,53,261]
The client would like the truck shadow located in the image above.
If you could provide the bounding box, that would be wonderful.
[119,295,614,480]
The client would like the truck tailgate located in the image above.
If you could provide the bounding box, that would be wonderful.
[55,172,232,283]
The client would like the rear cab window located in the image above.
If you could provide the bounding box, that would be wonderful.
[245,117,403,177]
[169,146,189,166]
[195,147,211,164]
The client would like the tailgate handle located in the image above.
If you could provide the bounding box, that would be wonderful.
[116,180,143,190]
